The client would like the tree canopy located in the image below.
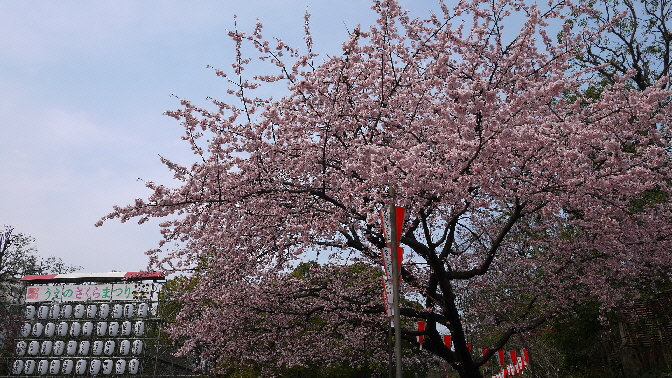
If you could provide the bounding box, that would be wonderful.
[0,226,81,283]
[0,225,81,305]
[99,0,672,377]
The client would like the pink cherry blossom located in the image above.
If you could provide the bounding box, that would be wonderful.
[99,0,672,377]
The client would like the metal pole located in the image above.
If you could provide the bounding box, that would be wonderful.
[390,187,402,378]
[388,323,393,378]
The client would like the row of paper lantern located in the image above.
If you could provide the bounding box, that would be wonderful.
[20,320,146,338]
[12,358,141,376]
[16,339,144,357]
[490,350,529,377]
[26,303,150,321]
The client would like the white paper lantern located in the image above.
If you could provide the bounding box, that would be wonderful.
[74,304,85,319]
[128,358,140,375]
[70,322,81,337]
[53,341,65,356]
[61,359,74,375]
[112,304,124,319]
[121,320,132,336]
[102,359,114,375]
[124,304,135,318]
[40,340,53,356]
[24,360,36,375]
[61,304,73,318]
[25,305,36,320]
[96,321,108,337]
[20,322,31,338]
[115,359,127,374]
[12,360,24,375]
[57,321,69,337]
[44,322,56,337]
[31,322,44,337]
[134,321,145,336]
[132,340,144,355]
[107,321,119,337]
[28,341,40,356]
[38,305,49,320]
[49,304,60,319]
[75,359,87,375]
[66,341,78,356]
[83,321,94,337]
[98,303,110,319]
[92,341,104,356]
[89,359,102,375]
[49,359,61,375]
[16,341,27,356]
[104,340,115,356]
[119,340,131,355]
[137,302,149,318]
[78,340,91,356]
[87,304,98,319]
[37,359,49,375]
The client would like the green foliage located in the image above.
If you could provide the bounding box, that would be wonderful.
[157,275,193,322]
[290,261,321,280]
[640,365,672,378]
[629,186,670,213]
[280,362,382,378]
[544,304,622,377]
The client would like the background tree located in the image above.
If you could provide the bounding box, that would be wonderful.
[98,0,672,377]
[159,262,442,377]
[0,226,81,280]
[521,1,672,375]
[0,226,82,301]
[0,226,81,374]
[570,0,672,89]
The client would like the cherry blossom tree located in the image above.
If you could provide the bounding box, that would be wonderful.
[99,0,672,376]
[164,262,396,376]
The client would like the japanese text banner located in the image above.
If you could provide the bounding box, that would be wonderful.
[25,283,149,302]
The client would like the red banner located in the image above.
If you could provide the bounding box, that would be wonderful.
[380,206,405,245]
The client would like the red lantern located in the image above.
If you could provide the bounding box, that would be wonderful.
[481,348,489,365]
[417,321,425,344]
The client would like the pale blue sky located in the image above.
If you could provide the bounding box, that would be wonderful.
[1,1,442,273]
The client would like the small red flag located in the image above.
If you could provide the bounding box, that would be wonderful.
[443,334,451,349]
